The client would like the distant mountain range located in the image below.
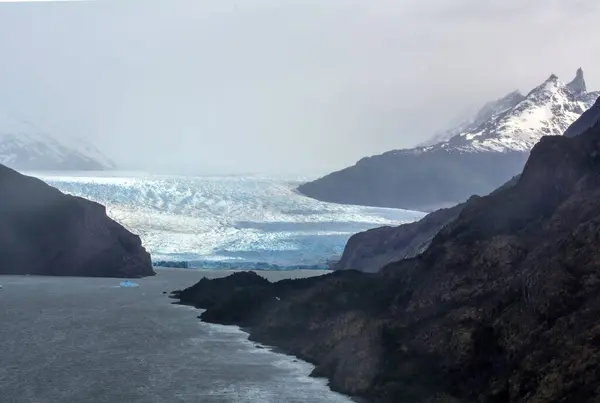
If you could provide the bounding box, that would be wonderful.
[0,113,115,171]
[298,68,599,211]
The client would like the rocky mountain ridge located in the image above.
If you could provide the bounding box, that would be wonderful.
[335,95,600,275]
[175,114,600,402]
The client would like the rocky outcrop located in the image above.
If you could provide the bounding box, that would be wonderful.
[298,70,599,211]
[172,271,270,310]
[567,67,586,96]
[175,119,600,402]
[0,164,154,277]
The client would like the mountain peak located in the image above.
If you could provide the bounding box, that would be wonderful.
[524,73,565,99]
[567,67,587,95]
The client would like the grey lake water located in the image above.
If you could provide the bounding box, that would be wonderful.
[0,269,354,403]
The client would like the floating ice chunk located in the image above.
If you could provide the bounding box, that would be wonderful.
[119,279,139,288]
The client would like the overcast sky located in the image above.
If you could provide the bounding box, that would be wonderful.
[0,0,599,175]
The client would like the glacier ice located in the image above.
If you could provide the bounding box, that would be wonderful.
[33,172,425,268]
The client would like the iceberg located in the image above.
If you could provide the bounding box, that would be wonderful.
[119,279,139,288]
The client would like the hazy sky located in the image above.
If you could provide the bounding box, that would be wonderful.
[0,0,599,175]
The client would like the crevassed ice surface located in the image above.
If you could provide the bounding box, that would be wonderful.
[33,172,425,268]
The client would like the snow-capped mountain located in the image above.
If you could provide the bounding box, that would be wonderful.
[418,90,525,147]
[431,69,598,153]
[298,68,600,211]
[0,113,115,171]
[418,67,597,154]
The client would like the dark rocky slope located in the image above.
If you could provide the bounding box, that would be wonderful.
[334,201,467,272]
[565,95,600,138]
[0,164,154,277]
[335,174,521,273]
[334,92,600,274]
[175,120,600,402]
[332,96,600,274]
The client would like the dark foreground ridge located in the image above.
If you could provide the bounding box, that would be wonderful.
[175,120,600,402]
[0,164,155,277]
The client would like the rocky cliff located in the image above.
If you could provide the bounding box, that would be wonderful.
[0,164,154,277]
[175,118,600,402]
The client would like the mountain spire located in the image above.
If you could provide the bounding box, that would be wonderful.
[567,67,587,95]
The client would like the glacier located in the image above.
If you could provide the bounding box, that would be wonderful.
[31,171,425,270]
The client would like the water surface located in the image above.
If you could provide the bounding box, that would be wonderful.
[0,269,353,403]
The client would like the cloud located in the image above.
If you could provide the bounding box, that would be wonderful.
[0,0,598,175]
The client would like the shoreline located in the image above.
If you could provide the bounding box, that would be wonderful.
[174,300,368,403]
[172,270,384,402]
[243,328,370,403]
[168,269,368,402]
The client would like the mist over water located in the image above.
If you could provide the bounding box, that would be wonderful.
[32,171,425,269]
